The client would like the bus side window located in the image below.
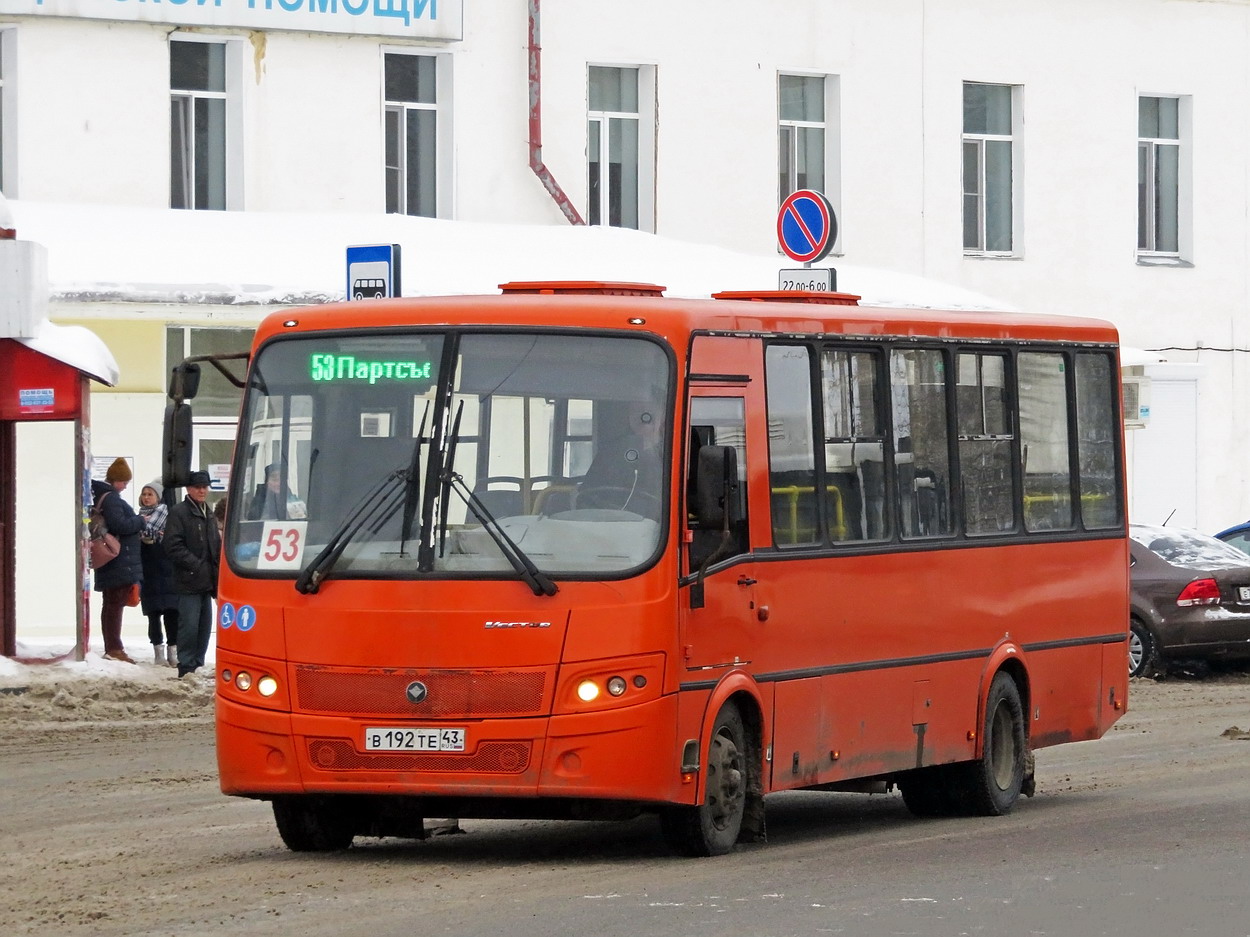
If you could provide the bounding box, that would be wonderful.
[687,398,749,570]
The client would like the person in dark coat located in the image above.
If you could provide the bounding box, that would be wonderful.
[164,470,221,677]
[92,458,144,663]
[138,480,179,667]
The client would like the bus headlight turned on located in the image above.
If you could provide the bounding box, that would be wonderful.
[558,654,665,713]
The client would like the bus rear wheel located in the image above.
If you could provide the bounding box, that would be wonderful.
[661,702,747,856]
[272,795,355,852]
[957,672,1027,816]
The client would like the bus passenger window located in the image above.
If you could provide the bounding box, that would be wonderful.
[1075,353,1121,530]
[821,348,888,541]
[957,352,1015,534]
[765,345,818,545]
[1019,352,1074,531]
[687,397,748,570]
[891,349,952,538]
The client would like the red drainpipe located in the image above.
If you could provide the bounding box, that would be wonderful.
[528,0,585,225]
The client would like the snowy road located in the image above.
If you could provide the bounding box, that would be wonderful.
[1,674,1248,937]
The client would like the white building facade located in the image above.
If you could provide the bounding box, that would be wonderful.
[1,0,1248,633]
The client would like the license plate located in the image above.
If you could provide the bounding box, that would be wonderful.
[1239,586,1250,603]
[364,727,466,752]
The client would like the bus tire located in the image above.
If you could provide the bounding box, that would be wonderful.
[958,672,1027,816]
[272,796,355,852]
[660,702,747,857]
[1129,617,1158,678]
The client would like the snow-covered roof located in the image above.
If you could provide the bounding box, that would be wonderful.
[8,199,1016,312]
[18,318,119,386]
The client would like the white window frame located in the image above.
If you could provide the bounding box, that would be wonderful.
[962,82,1023,257]
[778,72,842,253]
[0,28,15,198]
[1137,93,1191,264]
[169,34,243,211]
[587,64,655,233]
[382,49,451,219]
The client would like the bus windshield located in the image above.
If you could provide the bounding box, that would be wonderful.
[226,330,671,580]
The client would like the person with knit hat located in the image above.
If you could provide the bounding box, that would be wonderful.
[138,480,179,666]
[90,458,144,663]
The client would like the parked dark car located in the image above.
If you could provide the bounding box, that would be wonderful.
[1213,520,1250,556]
[1129,523,1250,677]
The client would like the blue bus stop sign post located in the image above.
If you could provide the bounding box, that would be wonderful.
[346,243,402,300]
[777,189,836,265]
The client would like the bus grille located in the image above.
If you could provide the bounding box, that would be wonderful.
[306,739,532,774]
[293,666,549,717]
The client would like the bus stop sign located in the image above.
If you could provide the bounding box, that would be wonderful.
[346,243,402,300]
[777,189,836,264]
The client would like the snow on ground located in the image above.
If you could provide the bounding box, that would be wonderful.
[0,623,216,722]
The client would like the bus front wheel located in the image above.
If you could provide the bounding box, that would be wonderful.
[272,795,355,852]
[660,702,747,857]
[958,672,1027,816]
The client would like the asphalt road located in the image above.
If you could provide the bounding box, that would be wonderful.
[1,674,1248,937]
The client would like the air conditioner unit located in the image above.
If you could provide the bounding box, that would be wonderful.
[1122,375,1151,429]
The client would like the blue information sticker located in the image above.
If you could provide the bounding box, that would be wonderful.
[236,605,257,632]
[219,602,236,629]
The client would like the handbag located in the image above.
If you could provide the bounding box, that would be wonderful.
[124,582,141,607]
[89,492,121,569]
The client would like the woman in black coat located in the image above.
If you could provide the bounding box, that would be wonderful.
[138,480,179,666]
[92,459,144,663]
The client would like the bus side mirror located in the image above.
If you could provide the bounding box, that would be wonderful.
[169,362,202,402]
[162,402,193,489]
[695,445,741,528]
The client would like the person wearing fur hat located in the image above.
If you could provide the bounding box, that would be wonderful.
[90,458,145,663]
[164,470,221,677]
[138,480,179,666]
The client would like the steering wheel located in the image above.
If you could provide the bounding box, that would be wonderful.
[576,486,661,515]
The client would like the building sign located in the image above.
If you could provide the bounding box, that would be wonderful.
[12,0,463,41]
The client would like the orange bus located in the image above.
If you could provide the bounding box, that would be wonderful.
[165,281,1129,856]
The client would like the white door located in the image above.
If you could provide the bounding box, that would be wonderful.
[191,423,237,509]
[1127,376,1197,528]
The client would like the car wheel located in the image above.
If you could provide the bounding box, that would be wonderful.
[1129,618,1158,678]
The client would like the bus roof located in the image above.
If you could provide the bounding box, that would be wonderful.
[256,286,1120,349]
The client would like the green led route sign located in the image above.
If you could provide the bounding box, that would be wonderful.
[310,354,433,385]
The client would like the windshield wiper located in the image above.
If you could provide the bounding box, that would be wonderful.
[398,403,430,556]
[441,468,558,597]
[295,469,407,595]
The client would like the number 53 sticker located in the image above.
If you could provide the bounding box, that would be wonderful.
[257,521,308,570]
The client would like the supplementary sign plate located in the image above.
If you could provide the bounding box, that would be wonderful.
[778,267,834,291]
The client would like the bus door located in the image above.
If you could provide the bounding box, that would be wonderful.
[681,392,756,672]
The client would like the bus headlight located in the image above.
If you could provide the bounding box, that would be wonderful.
[235,671,253,692]
[576,680,600,702]
[256,675,278,697]
[606,676,627,697]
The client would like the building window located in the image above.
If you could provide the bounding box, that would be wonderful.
[170,40,229,211]
[779,75,824,199]
[1138,96,1181,256]
[962,82,1018,254]
[588,66,640,229]
[165,326,253,420]
[1,30,14,196]
[385,53,438,217]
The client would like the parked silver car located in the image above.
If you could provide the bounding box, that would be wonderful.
[1129,524,1250,677]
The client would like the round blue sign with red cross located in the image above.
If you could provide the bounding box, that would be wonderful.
[777,189,836,264]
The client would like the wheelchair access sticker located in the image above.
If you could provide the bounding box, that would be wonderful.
[219,603,258,632]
